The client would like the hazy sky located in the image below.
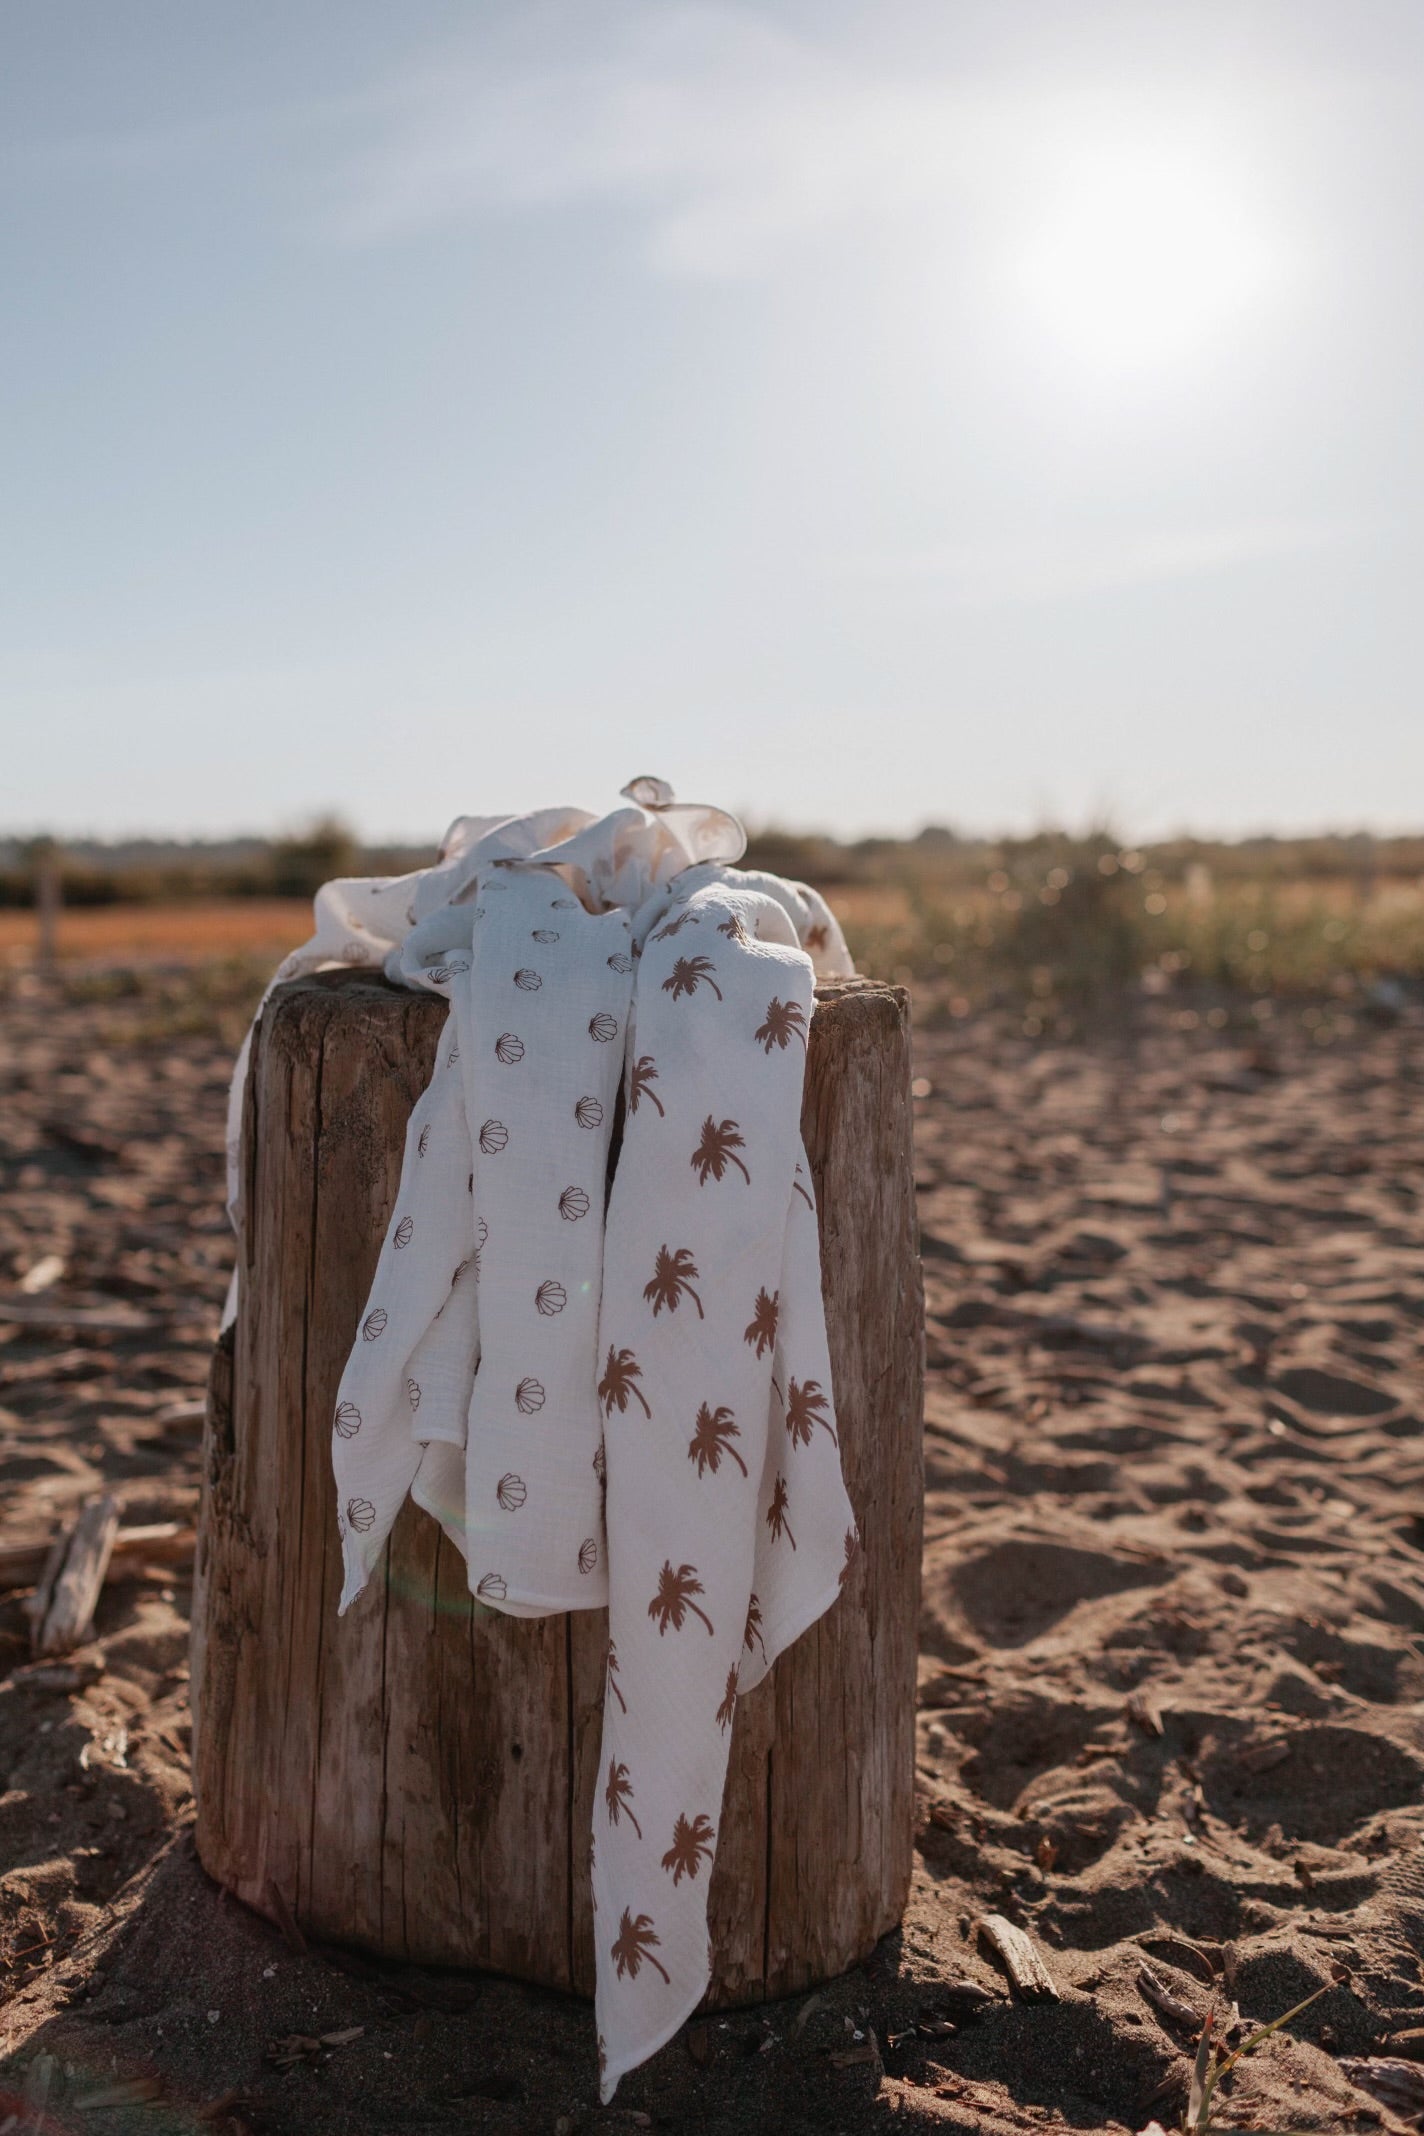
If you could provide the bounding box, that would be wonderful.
[4,0,1423,841]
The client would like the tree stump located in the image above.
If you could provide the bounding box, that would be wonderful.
[192,970,923,2006]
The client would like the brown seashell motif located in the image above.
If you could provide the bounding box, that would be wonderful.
[578,1537,598,1576]
[406,1378,421,1411]
[447,1044,460,1066]
[516,1376,546,1414]
[513,968,542,991]
[476,1572,507,1601]
[592,1440,607,1484]
[335,1401,362,1438]
[479,1119,509,1154]
[495,1033,524,1064]
[588,1013,618,1043]
[559,1186,590,1222]
[575,1095,603,1130]
[346,1497,376,1533]
[362,1308,387,1341]
[607,952,633,974]
[497,1473,528,1511]
[536,1280,567,1316]
[475,1216,489,1250]
[393,1215,414,1249]
[428,965,452,985]
[533,929,559,943]
[417,1123,431,1158]
[551,897,578,909]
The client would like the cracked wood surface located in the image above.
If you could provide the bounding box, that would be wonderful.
[191,970,923,2004]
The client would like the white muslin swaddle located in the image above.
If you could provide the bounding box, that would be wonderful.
[223,779,859,2099]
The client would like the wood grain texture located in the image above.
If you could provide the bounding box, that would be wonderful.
[192,969,923,2005]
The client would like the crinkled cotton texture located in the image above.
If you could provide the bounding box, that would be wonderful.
[223,781,858,2101]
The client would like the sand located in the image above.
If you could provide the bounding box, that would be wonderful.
[0,973,1421,2133]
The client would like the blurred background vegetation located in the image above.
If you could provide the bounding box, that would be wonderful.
[2,821,1421,1047]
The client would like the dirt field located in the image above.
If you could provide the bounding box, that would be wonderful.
[1,965,1422,2133]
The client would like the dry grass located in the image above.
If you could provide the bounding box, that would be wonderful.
[0,898,313,965]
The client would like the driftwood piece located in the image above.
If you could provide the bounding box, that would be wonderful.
[976,1914,1060,2002]
[192,970,924,2005]
[27,1494,120,1656]
[0,1522,194,1594]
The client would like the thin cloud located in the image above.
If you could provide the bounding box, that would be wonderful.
[314,3,996,274]
[848,516,1368,606]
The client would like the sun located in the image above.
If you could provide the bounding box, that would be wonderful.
[1008,131,1295,385]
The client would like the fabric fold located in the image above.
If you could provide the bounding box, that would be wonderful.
[222,781,857,2101]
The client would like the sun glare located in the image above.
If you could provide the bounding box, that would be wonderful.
[1009,135,1294,385]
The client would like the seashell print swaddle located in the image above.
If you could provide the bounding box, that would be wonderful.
[222,778,857,2100]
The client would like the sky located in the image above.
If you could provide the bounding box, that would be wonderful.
[3,0,1423,842]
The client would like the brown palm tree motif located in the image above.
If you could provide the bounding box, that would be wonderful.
[767,1474,796,1549]
[611,1910,670,1986]
[743,1593,766,1659]
[784,1376,836,1448]
[691,1116,750,1185]
[661,1812,715,1885]
[662,955,723,1002]
[743,1287,779,1357]
[599,1346,651,1419]
[629,1056,664,1116]
[647,1560,715,1636]
[754,997,807,1053]
[653,908,700,941]
[643,1246,704,1319]
[688,1403,747,1478]
[716,1665,738,1731]
[606,1638,626,1712]
[805,921,830,952]
[604,1759,642,1839]
[839,1528,860,1589]
[717,911,748,943]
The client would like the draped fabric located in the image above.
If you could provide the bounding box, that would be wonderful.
[223,781,858,2098]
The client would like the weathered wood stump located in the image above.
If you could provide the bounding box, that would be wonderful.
[192,971,923,2006]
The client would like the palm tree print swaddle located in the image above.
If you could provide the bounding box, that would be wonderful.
[222,780,857,2101]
